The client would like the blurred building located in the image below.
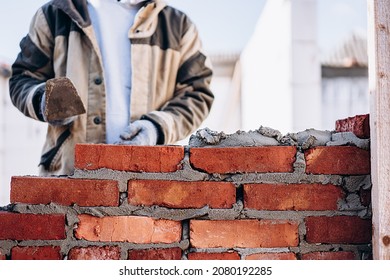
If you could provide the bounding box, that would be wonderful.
[240,0,368,134]
[203,31,369,137]
[321,32,369,130]
[0,60,47,206]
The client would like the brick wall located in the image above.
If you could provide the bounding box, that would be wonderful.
[0,115,372,260]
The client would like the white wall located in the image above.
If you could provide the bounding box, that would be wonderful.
[291,0,322,132]
[322,76,369,129]
[241,0,321,134]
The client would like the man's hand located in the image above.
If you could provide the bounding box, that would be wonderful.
[117,120,158,145]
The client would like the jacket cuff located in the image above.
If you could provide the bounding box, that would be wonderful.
[32,84,46,122]
[141,115,165,145]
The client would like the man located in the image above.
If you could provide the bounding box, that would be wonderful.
[9,0,214,176]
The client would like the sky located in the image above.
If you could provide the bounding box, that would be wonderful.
[317,0,367,54]
[0,0,367,63]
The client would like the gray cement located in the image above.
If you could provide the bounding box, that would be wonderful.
[189,127,369,151]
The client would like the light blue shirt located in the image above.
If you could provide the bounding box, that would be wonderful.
[88,0,141,144]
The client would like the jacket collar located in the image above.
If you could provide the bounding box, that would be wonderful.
[51,0,91,28]
[52,0,161,28]
[130,0,166,38]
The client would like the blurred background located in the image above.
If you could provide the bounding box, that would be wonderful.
[0,0,368,206]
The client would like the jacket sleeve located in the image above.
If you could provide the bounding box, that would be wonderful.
[9,7,54,122]
[142,18,214,144]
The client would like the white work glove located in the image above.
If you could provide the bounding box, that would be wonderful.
[40,92,76,126]
[117,120,158,145]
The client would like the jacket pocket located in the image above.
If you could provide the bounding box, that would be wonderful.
[39,128,71,171]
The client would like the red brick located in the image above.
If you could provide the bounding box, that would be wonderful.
[128,248,182,260]
[188,252,240,260]
[0,252,6,260]
[305,216,372,244]
[75,144,184,172]
[335,114,370,139]
[244,184,345,211]
[10,177,119,207]
[128,180,236,208]
[0,213,65,240]
[190,220,299,248]
[245,252,297,260]
[68,246,121,260]
[301,251,356,260]
[190,147,296,174]
[75,215,181,243]
[305,146,370,175]
[11,246,62,260]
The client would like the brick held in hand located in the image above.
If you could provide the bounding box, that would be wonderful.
[44,77,86,122]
